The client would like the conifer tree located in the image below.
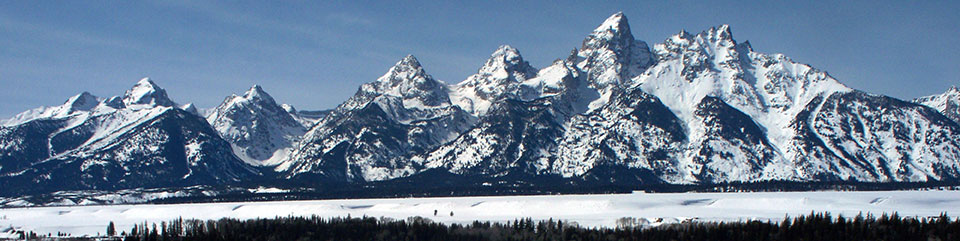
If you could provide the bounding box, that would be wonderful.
[107,221,116,236]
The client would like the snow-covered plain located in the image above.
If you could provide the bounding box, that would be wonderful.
[1,190,958,237]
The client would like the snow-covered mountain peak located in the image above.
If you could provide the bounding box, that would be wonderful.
[491,45,520,58]
[122,77,176,108]
[361,55,451,108]
[64,92,100,113]
[399,54,421,67]
[645,23,852,114]
[581,12,641,56]
[590,12,631,41]
[573,12,653,111]
[240,85,279,106]
[484,45,528,72]
[915,85,960,123]
[947,86,960,94]
[180,103,200,116]
[704,24,734,43]
[452,45,538,115]
[245,84,267,97]
[376,55,421,83]
[472,45,536,81]
[378,55,425,83]
[655,24,740,61]
[915,86,960,103]
[1,91,103,126]
[209,85,286,118]
[925,86,960,101]
[674,29,694,40]
[207,85,306,167]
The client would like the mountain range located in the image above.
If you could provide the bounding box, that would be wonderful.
[3,12,960,201]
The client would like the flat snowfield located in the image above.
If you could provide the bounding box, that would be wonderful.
[1,190,959,237]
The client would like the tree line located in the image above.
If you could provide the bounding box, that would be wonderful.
[112,212,959,241]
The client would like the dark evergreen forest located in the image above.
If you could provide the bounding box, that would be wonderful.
[100,212,958,241]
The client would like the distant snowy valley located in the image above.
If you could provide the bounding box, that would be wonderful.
[2,190,959,238]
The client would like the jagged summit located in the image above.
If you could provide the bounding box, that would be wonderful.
[486,45,524,69]
[206,85,306,167]
[379,55,423,83]
[246,84,267,96]
[122,77,176,107]
[491,45,519,56]
[362,55,451,108]
[658,24,738,56]
[948,86,960,93]
[574,12,654,111]
[583,12,637,51]
[5,12,960,201]
[212,85,283,113]
[378,55,426,83]
[475,45,537,82]
[399,54,421,67]
[465,45,537,82]
[705,24,734,42]
[591,12,631,40]
[240,85,279,106]
[452,45,538,115]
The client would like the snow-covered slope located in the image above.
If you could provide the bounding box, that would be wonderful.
[628,24,960,183]
[915,87,960,124]
[422,97,568,176]
[286,12,960,185]
[4,190,959,237]
[432,12,960,184]
[206,85,307,167]
[0,78,257,195]
[284,55,475,181]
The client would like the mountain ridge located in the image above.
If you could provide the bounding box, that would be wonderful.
[2,12,960,203]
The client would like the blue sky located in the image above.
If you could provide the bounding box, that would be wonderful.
[1,0,958,118]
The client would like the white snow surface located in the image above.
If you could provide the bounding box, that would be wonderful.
[1,190,958,237]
